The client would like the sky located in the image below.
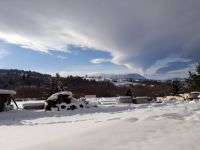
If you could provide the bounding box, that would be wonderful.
[0,0,199,79]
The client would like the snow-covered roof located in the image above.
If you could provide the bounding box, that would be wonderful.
[47,91,72,101]
[0,89,16,95]
[85,95,96,98]
[117,96,131,98]
[190,91,200,94]
[135,96,149,99]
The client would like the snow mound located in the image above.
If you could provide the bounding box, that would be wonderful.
[47,91,72,101]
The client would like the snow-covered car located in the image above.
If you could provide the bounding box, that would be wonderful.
[45,91,89,111]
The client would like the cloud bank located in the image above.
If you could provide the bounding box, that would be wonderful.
[0,0,200,77]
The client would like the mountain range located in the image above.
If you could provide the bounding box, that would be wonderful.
[91,73,146,80]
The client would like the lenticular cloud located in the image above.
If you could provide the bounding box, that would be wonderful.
[0,0,199,75]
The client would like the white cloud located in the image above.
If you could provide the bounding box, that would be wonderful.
[145,57,191,76]
[0,0,199,76]
[0,49,10,59]
[90,58,110,64]
[148,63,196,80]
[57,55,67,60]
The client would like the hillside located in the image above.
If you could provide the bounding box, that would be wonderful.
[0,69,188,98]
[0,69,51,88]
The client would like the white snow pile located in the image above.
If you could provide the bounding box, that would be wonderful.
[16,100,45,109]
[1,100,200,150]
[47,91,73,101]
[98,97,118,105]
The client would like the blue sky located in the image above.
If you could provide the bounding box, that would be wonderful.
[0,41,128,76]
[0,0,199,79]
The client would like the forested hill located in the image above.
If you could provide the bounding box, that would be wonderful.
[0,69,187,98]
[0,69,129,98]
[0,69,51,88]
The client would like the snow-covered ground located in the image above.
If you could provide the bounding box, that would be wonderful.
[1,100,200,150]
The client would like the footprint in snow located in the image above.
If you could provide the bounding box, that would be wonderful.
[94,120,102,123]
[74,119,94,122]
[161,113,184,120]
[40,121,73,125]
[107,117,121,121]
[74,119,87,122]
[125,117,138,123]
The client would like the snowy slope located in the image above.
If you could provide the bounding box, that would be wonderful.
[91,73,146,80]
[1,100,200,150]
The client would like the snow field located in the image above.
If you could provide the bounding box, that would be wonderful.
[0,100,200,150]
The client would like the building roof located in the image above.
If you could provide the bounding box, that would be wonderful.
[0,89,16,95]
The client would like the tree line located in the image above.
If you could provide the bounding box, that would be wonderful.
[0,62,199,99]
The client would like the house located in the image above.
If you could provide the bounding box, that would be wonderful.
[117,96,132,103]
[0,89,18,112]
[132,96,150,104]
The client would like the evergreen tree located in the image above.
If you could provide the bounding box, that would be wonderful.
[8,77,13,85]
[45,73,65,98]
[126,89,133,97]
[55,73,64,91]
[187,62,200,91]
[171,80,181,95]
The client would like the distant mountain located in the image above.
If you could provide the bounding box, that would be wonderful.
[92,73,146,80]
